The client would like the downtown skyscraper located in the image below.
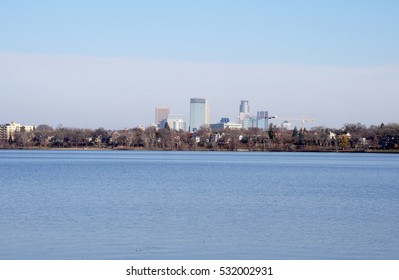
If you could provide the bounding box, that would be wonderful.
[238,100,251,125]
[189,98,209,132]
[155,107,170,126]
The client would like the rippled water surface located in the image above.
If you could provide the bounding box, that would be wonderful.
[0,150,398,259]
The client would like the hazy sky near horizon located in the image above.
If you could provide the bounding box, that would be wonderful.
[1,0,398,129]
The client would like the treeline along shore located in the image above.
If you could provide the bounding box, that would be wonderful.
[2,122,399,152]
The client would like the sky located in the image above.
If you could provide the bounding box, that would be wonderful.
[1,0,398,129]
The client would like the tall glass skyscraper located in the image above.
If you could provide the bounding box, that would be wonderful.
[189,98,209,132]
[238,100,251,124]
[239,100,249,114]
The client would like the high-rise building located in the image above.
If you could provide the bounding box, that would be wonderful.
[155,107,170,126]
[256,111,269,130]
[189,98,209,132]
[240,100,249,114]
[238,100,251,124]
[257,111,268,120]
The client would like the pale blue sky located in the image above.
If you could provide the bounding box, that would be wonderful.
[1,0,398,129]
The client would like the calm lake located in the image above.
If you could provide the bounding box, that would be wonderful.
[0,150,398,259]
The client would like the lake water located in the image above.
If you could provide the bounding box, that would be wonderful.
[0,150,398,260]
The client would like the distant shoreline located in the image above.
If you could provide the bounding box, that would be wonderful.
[1,146,399,154]
[2,122,398,153]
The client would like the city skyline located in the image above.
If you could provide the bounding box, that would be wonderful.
[1,1,398,129]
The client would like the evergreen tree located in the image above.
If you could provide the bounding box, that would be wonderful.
[292,126,299,143]
[164,122,171,131]
[268,124,275,140]
[298,129,304,145]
